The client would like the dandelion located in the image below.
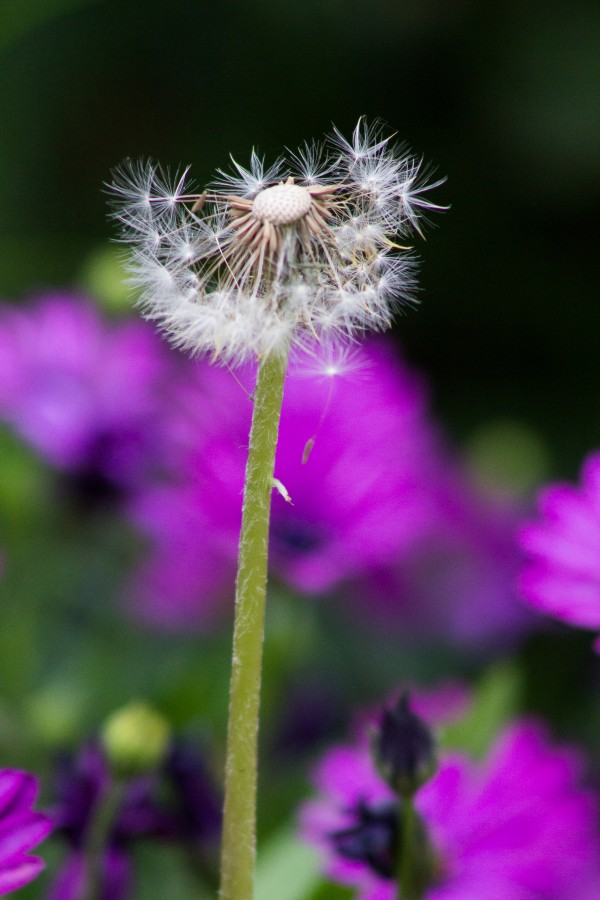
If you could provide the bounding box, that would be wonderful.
[109,119,444,364]
[109,120,443,900]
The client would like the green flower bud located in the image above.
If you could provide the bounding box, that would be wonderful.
[101,701,170,777]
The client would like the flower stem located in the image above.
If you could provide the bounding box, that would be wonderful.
[398,795,422,900]
[82,778,124,900]
[219,347,289,900]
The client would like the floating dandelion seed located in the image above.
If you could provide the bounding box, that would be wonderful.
[294,343,373,464]
[294,342,373,381]
[109,120,445,364]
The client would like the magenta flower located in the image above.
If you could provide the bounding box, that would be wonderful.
[301,712,600,899]
[130,338,526,645]
[0,295,526,643]
[0,295,172,510]
[519,451,600,649]
[0,769,52,894]
[129,339,448,625]
[349,477,528,647]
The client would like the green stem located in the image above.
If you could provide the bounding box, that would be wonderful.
[219,347,289,900]
[82,778,124,900]
[398,795,422,900]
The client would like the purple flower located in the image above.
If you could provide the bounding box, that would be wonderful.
[130,338,526,644]
[519,451,600,650]
[0,295,526,644]
[0,295,173,511]
[358,478,529,647]
[49,743,164,900]
[0,769,52,894]
[48,740,221,899]
[129,338,443,625]
[301,708,600,899]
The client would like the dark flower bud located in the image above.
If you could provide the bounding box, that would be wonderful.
[373,693,437,797]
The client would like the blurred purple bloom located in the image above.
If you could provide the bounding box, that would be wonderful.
[359,479,529,647]
[130,338,443,625]
[519,451,600,649]
[301,710,600,899]
[130,338,526,645]
[48,848,130,900]
[127,343,440,625]
[48,741,221,899]
[49,743,165,900]
[0,769,52,894]
[0,295,172,511]
[0,295,526,643]
[163,741,222,847]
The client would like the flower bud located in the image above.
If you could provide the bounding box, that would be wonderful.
[373,693,437,797]
[101,701,171,777]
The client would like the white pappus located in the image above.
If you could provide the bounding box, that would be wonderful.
[109,120,445,364]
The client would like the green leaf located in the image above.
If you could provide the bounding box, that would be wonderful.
[256,825,322,900]
[441,661,522,757]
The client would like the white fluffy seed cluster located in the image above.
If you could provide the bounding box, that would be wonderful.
[109,120,444,363]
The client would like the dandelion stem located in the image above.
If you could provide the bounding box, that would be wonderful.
[219,346,289,900]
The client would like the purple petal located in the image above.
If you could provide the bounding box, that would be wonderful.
[0,812,53,865]
[0,856,45,894]
[0,771,37,819]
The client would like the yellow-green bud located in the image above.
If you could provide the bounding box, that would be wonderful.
[101,701,171,777]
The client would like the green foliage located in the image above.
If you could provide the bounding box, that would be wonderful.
[442,662,522,758]
[255,826,322,900]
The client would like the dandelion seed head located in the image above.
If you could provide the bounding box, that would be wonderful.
[109,121,445,363]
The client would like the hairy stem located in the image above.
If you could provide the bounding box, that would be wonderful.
[219,347,289,900]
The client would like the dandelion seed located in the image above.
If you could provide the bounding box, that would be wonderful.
[294,342,372,381]
[272,477,293,504]
[109,120,445,364]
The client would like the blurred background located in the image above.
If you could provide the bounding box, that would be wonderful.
[0,0,599,896]
[1,0,598,459]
